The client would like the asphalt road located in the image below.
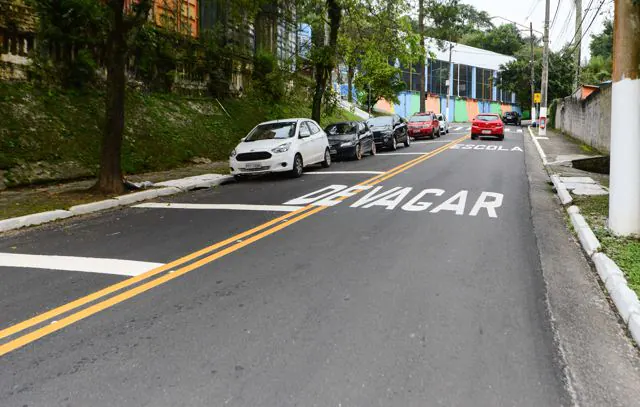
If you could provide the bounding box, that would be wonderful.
[0,124,572,406]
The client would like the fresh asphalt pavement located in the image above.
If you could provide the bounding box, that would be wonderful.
[0,124,570,406]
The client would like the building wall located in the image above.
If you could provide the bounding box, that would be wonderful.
[153,0,199,37]
[555,85,612,154]
[375,91,519,122]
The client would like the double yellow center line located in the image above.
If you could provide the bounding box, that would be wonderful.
[0,135,467,356]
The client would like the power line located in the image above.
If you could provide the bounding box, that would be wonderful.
[555,6,575,44]
[550,0,562,30]
[526,0,543,21]
[567,0,606,54]
[567,0,596,47]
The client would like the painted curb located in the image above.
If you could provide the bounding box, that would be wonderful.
[569,212,601,255]
[115,189,161,205]
[0,210,73,232]
[69,199,120,215]
[628,313,640,345]
[529,127,640,347]
[0,174,230,233]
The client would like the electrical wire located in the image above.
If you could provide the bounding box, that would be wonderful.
[526,0,543,21]
[550,0,562,30]
[567,0,606,55]
[567,0,596,47]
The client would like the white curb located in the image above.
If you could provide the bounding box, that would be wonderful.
[568,211,601,256]
[0,174,231,233]
[529,127,640,347]
[0,210,73,232]
[69,199,120,215]
[629,313,640,345]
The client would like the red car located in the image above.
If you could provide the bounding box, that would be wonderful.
[471,113,504,141]
[407,112,440,139]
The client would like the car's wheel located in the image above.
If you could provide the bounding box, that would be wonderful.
[404,133,411,147]
[290,154,304,178]
[389,136,398,151]
[498,135,504,141]
[370,142,377,156]
[446,127,449,133]
[321,148,332,168]
[354,143,363,160]
[471,134,478,140]
[233,174,244,182]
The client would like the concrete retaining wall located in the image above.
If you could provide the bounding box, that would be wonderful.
[555,84,611,154]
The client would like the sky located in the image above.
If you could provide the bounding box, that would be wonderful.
[461,0,613,60]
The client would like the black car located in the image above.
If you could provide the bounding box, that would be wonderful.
[325,121,376,160]
[366,115,410,150]
[503,111,521,126]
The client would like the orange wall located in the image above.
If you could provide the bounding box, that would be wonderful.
[153,0,199,37]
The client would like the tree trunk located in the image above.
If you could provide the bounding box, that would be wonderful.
[96,0,127,194]
[418,0,426,112]
[347,63,354,102]
[311,0,341,123]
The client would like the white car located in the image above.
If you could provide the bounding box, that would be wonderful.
[229,118,331,179]
[436,114,449,135]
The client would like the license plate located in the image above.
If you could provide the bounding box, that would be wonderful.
[482,129,492,134]
[245,162,262,169]
[330,149,337,155]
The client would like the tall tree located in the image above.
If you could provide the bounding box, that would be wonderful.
[460,24,526,56]
[308,0,342,123]
[96,0,152,194]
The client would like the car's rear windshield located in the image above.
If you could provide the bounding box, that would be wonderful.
[367,116,393,127]
[245,122,296,141]
[409,115,433,122]
[505,112,516,116]
[475,115,500,121]
[325,123,357,135]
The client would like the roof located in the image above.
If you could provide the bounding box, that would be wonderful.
[260,118,310,124]
[426,38,516,71]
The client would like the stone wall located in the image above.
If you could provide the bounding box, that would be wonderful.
[554,83,611,154]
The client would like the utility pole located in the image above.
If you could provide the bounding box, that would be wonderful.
[418,0,425,112]
[574,0,582,89]
[530,22,536,124]
[538,0,550,136]
[445,42,453,121]
[608,0,640,235]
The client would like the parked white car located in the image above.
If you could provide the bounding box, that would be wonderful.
[436,113,449,135]
[229,118,331,179]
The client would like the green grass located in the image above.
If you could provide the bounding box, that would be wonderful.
[573,195,640,295]
[0,82,361,183]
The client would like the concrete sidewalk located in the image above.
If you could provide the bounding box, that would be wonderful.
[536,128,610,188]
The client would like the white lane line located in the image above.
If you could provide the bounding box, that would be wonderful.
[133,203,304,212]
[517,129,523,133]
[535,136,549,140]
[305,171,384,175]
[0,253,163,277]
[528,126,548,165]
[378,152,428,156]
[454,126,464,131]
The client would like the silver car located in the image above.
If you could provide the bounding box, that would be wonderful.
[436,114,449,135]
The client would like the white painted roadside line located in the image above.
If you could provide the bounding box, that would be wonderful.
[528,126,548,165]
[133,203,303,212]
[305,171,384,175]
[0,253,163,277]
[0,174,233,234]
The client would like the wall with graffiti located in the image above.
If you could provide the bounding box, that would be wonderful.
[374,91,521,122]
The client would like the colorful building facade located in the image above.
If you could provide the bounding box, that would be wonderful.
[372,39,521,122]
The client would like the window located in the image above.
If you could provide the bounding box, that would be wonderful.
[245,122,296,141]
[453,64,473,98]
[475,68,495,100]
[307,122,321,134]
[299,123,311,137]
[427,59,449,96]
